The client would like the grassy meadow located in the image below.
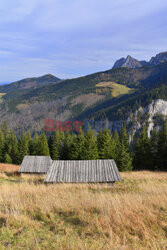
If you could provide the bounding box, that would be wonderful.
[0,164,166,249]
[96,81,133,97]
[0,93,6,103]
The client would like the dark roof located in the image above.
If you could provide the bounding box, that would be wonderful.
[19,156,52,174]
[45,160,121,183]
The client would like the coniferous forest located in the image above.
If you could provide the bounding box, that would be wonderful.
[0,121,166,171]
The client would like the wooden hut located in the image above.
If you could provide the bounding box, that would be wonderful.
[19,156,52,174]
[45,160,121,183]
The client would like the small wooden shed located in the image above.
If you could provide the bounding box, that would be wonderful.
[45,159,121,183]
[19,156,52,174]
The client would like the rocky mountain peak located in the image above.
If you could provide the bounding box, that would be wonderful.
[113,55,143,69]
[149,51,167,65]
[113,51,167,69]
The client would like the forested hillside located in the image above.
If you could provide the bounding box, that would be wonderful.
[0,121,166,171]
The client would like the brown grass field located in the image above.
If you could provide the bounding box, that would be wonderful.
[0,164,166,249]
[0,163,19,172]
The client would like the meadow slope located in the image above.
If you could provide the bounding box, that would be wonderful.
[0,165,166,249]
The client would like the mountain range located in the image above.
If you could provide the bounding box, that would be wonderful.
[113,51,167,69]
[0,51,167,136]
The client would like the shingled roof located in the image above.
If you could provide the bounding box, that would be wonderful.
[19,156,52,174]
[45,160,121,183]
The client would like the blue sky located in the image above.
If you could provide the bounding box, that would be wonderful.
[0,0,167,83]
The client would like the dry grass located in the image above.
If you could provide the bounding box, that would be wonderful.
[0,163,19,173]
[0,171,166,249]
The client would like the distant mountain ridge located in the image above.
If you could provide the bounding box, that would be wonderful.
[0,74,61,93]
[113,51,167,69]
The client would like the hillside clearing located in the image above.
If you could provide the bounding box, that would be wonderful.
[0,93,6,103]
[96,81,134,97]
[0,166,166,249]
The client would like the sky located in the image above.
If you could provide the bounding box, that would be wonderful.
[0,0,167,83]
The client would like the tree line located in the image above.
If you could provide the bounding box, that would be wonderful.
[0,121,166,171]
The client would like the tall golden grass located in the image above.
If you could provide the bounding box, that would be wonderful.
[0,171,166,249]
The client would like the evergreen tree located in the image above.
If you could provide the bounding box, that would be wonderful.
[50,131,65,160]
[82,128,98,160]
[113,130,121,163]
[58,131,65,159]
[97,130,115,159]
[63,132,74,160]
[9,132,19,164]
[1,121,9,139]
[18,131,29,163]
[26,131,32,153]
[115,125,133,171]
[29,133,39,155]
[150,129,159,170]
[48,135,53,157]
[0,130,5,162]
[36,132,50,156]
[120,124,129,151]
[157,120,167,170]
[69,129,87,160]
[117,144,133,171]
[133,126,151,170]
[77,129,86,160]
[4,153,12,164]
[65,133,77,160]
[50,131,61,160]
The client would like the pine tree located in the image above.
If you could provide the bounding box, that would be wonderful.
[117,144,133,171]
[69,129,86,160]
[157,120,167,171]
[50,131,61,160]
[0,130,5,162]
[116,125,133,171]
[50,131,65,160]
[58,131,65,159]
[150,129,159,170]
[26,131,32,153]
[4,153,12,164]
[120,124,129,151]
[36,132,50,156]
[9,132,19,164]
[18,131,29,163]
[63,132,74,160]
[48,135,53,157]
[1,121,9,139]
[82,128,98,160]
[29,133,39,155]
[66,133,78,160]
[2,133,10,157]
[97,130,115,159]
[133,126,151,170]
[77,129,86,160]
[113,130,121,163]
